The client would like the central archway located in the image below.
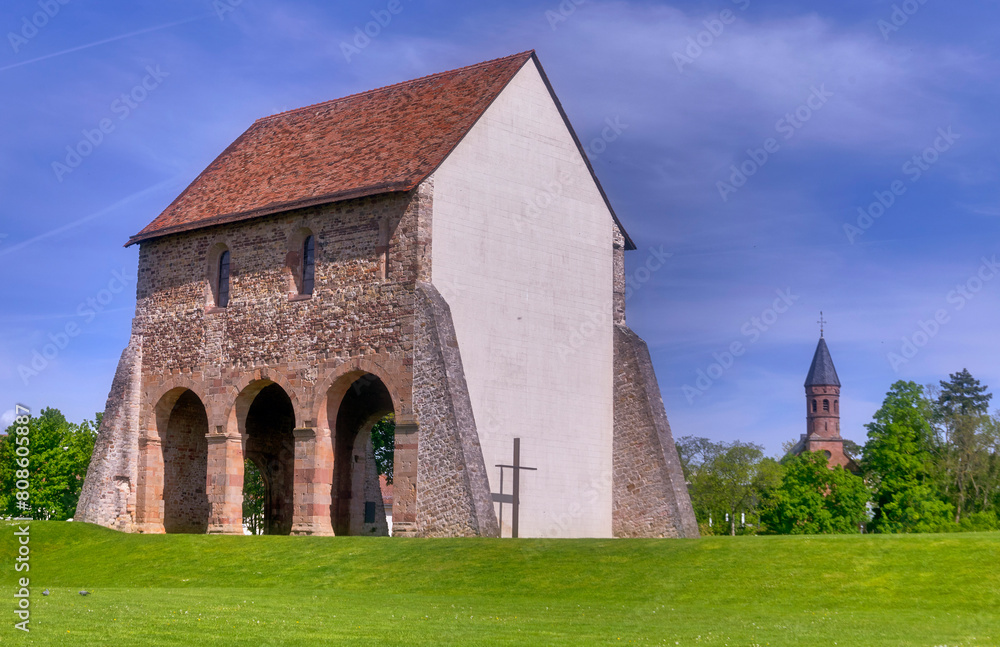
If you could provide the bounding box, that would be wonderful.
[330,373,395,536]
[243,383,296,535]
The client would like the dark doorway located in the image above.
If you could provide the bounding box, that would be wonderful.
[332,374,394,536]
[162,390,210,533]
[244,383,295,535]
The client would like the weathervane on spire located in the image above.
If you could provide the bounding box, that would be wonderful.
[818,311,827,338]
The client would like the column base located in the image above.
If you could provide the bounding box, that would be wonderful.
[391,522,419,537]
[207,523,244,535]
[290,522,335,537]
[134,522,165,534]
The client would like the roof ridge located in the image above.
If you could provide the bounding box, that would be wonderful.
[255,50,536,124]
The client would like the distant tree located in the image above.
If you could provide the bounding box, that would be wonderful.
[842,439,863,460]
[932,370,995,522]
[0,408,97,520]
[242,459,266,535]
[937,369,992,417]
[688,440,783,536]
[862,381,952,533]
[982,413,1000,514]
[761,451,870,534]
[371,414,395,484]
[676,436,716,482]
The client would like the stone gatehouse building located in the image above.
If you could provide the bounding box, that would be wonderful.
[76,51,698,539]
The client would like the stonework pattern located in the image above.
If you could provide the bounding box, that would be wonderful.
[75,334,142,531]
[613,324,699,538]
[412,282,499,537]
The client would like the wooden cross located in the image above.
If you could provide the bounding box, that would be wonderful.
[492,438,537,538]
[818,311,827,338]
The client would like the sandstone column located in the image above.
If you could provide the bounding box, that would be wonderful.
[135,433,165,533]
[206,430,245,534]
[290,427,335,536]
[391,418,419,537]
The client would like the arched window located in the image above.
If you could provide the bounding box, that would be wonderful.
[302,235,315,295]
[823,399,830,412]
[812,400,817,413]
[834,400,839,414]
[218,250,231,307]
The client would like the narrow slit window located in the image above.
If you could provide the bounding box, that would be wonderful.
[302,235,315,295]
[823,399,830,412]
[812,400,817,413]
[218,250,231,307]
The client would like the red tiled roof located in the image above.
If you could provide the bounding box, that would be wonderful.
[127,50,634,249]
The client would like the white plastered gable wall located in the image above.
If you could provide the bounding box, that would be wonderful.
[431,59,616,538]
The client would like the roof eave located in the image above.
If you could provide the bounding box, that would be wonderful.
[125,183,414,247]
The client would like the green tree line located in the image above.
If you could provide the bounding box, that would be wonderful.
[0,408,98,520]
[680,369,1000,535]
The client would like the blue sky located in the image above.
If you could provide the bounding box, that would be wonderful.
[1,0,997,455]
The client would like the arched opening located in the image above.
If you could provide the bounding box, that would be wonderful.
[811,399,817,413]
[206,242,232,308]
[161,390,210,533]
[330,373,395,536]
[823,399,830,412]
[302,235,316,295]
[284,227,316,297]
[243,383,296,535]
[218,250,231,307]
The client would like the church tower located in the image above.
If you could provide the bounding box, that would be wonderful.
[799,327,856,470]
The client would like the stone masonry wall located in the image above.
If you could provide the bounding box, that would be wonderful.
[135,191,420,377]
[613,324,699,538]
[75,334,142,530]
[80,190,430,532]
[411,282,499,537]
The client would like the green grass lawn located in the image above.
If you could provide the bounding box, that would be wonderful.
[1,522,997,646]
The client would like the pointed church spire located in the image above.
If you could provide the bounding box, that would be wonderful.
[804,337,840,387]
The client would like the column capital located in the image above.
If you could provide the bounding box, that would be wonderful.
[205,432,244,445]
[138,434,161,447]
[395,413,418,427]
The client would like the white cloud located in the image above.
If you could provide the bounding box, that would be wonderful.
[1,409,16,430]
